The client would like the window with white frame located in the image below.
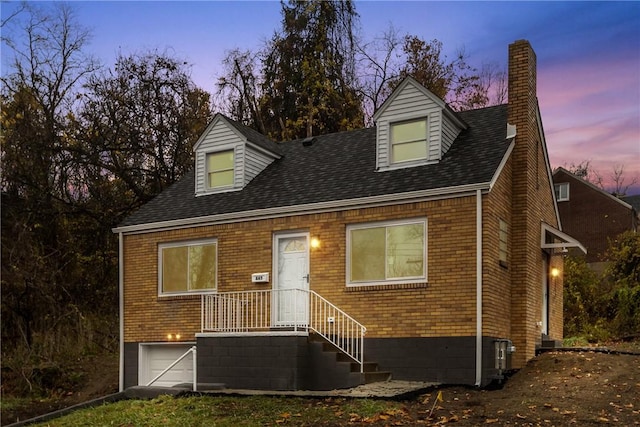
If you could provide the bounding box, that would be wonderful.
[347,219,426,286]
[554,182,569,202]
[206,150,234,189]
[390,118,428,164]
[159,240,217,295]
[499,219,509,267]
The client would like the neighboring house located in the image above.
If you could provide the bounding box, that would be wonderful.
[113,40,583,391]
[553,167,638,268]
[622,195,640,222]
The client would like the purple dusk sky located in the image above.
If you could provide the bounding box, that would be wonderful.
[2,1,639,194]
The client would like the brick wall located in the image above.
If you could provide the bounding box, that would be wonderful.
[508,40,563,366]
[482,155,513,338]
[122,196,481,344]
[555,169,636,263]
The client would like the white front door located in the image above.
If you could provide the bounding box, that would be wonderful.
[274,232,309,326]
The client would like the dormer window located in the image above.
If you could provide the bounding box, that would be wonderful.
[206,150,234,189]
[373,77,466,172]
[391,118,428,163]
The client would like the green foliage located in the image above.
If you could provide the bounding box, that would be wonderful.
[604,230,640,337]
[1,4,211,399]
[563,256,605,339]
[564,231,640,340]
[259,0,363,140]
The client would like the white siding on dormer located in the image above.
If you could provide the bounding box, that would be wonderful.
[245,147,275,185]
[376,83,442,169]
[441,114,459,158]
[195,120,245,196]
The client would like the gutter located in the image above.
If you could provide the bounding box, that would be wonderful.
[475,189,483,386]
[118,232,124,392]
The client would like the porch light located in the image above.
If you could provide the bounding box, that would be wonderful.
[167,333,173,340]
[310,237,321,249]
[550,267,560,278]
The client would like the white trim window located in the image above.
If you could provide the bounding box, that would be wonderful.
[206,150,234,189]
[554,182,569,202]
[159,239,217,295]
[347,219,427,286]
[390,118,428,164]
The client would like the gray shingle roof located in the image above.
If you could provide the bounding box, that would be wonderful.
[224,115,283,156]
[118,104,510,228]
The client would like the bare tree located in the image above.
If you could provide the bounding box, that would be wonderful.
[355,24,403,124]
[215,48,265,133]
[609,164,638,197]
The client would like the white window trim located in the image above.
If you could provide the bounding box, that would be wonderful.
[158,238,218,297]
[555,182,569,202]
[205,148,236,191]
[346,218,427,287]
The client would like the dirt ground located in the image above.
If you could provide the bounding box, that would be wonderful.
[2,348,639,426]
[407,350,640,426]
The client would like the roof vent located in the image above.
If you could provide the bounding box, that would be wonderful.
[302,137,315,147]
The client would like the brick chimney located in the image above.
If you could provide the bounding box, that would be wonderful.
[507,40,558,367]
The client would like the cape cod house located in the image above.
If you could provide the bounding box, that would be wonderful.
[113,40,583,391]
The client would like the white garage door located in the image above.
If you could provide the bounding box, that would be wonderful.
[139,344,195,387]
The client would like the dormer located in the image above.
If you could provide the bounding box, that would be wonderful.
[194,114,282,196]
[373,77,467,171]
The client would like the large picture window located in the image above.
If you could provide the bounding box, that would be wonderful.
[390,118,428,163]
[206,150,234,188]
[347,219,426,286]
[159,240,217,295]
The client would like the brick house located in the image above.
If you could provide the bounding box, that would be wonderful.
[553,167,637,269]
[113,40,582,391]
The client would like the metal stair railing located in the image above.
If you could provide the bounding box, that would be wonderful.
[201,289,366,371]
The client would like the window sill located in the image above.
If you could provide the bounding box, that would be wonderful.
[345,282,428,292]
[158,292,216,300]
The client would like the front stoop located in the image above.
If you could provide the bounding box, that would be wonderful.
[309,334,391,390]
[536,335,564,354]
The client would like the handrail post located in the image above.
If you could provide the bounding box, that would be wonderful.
[192,346,197,391]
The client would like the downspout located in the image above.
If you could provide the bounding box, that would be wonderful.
[475,189,483,386]
[118,232,124,392]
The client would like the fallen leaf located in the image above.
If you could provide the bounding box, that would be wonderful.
[485,419,499,424]
[516,413,526,419]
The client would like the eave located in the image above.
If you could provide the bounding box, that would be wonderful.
[113,182,492,235]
